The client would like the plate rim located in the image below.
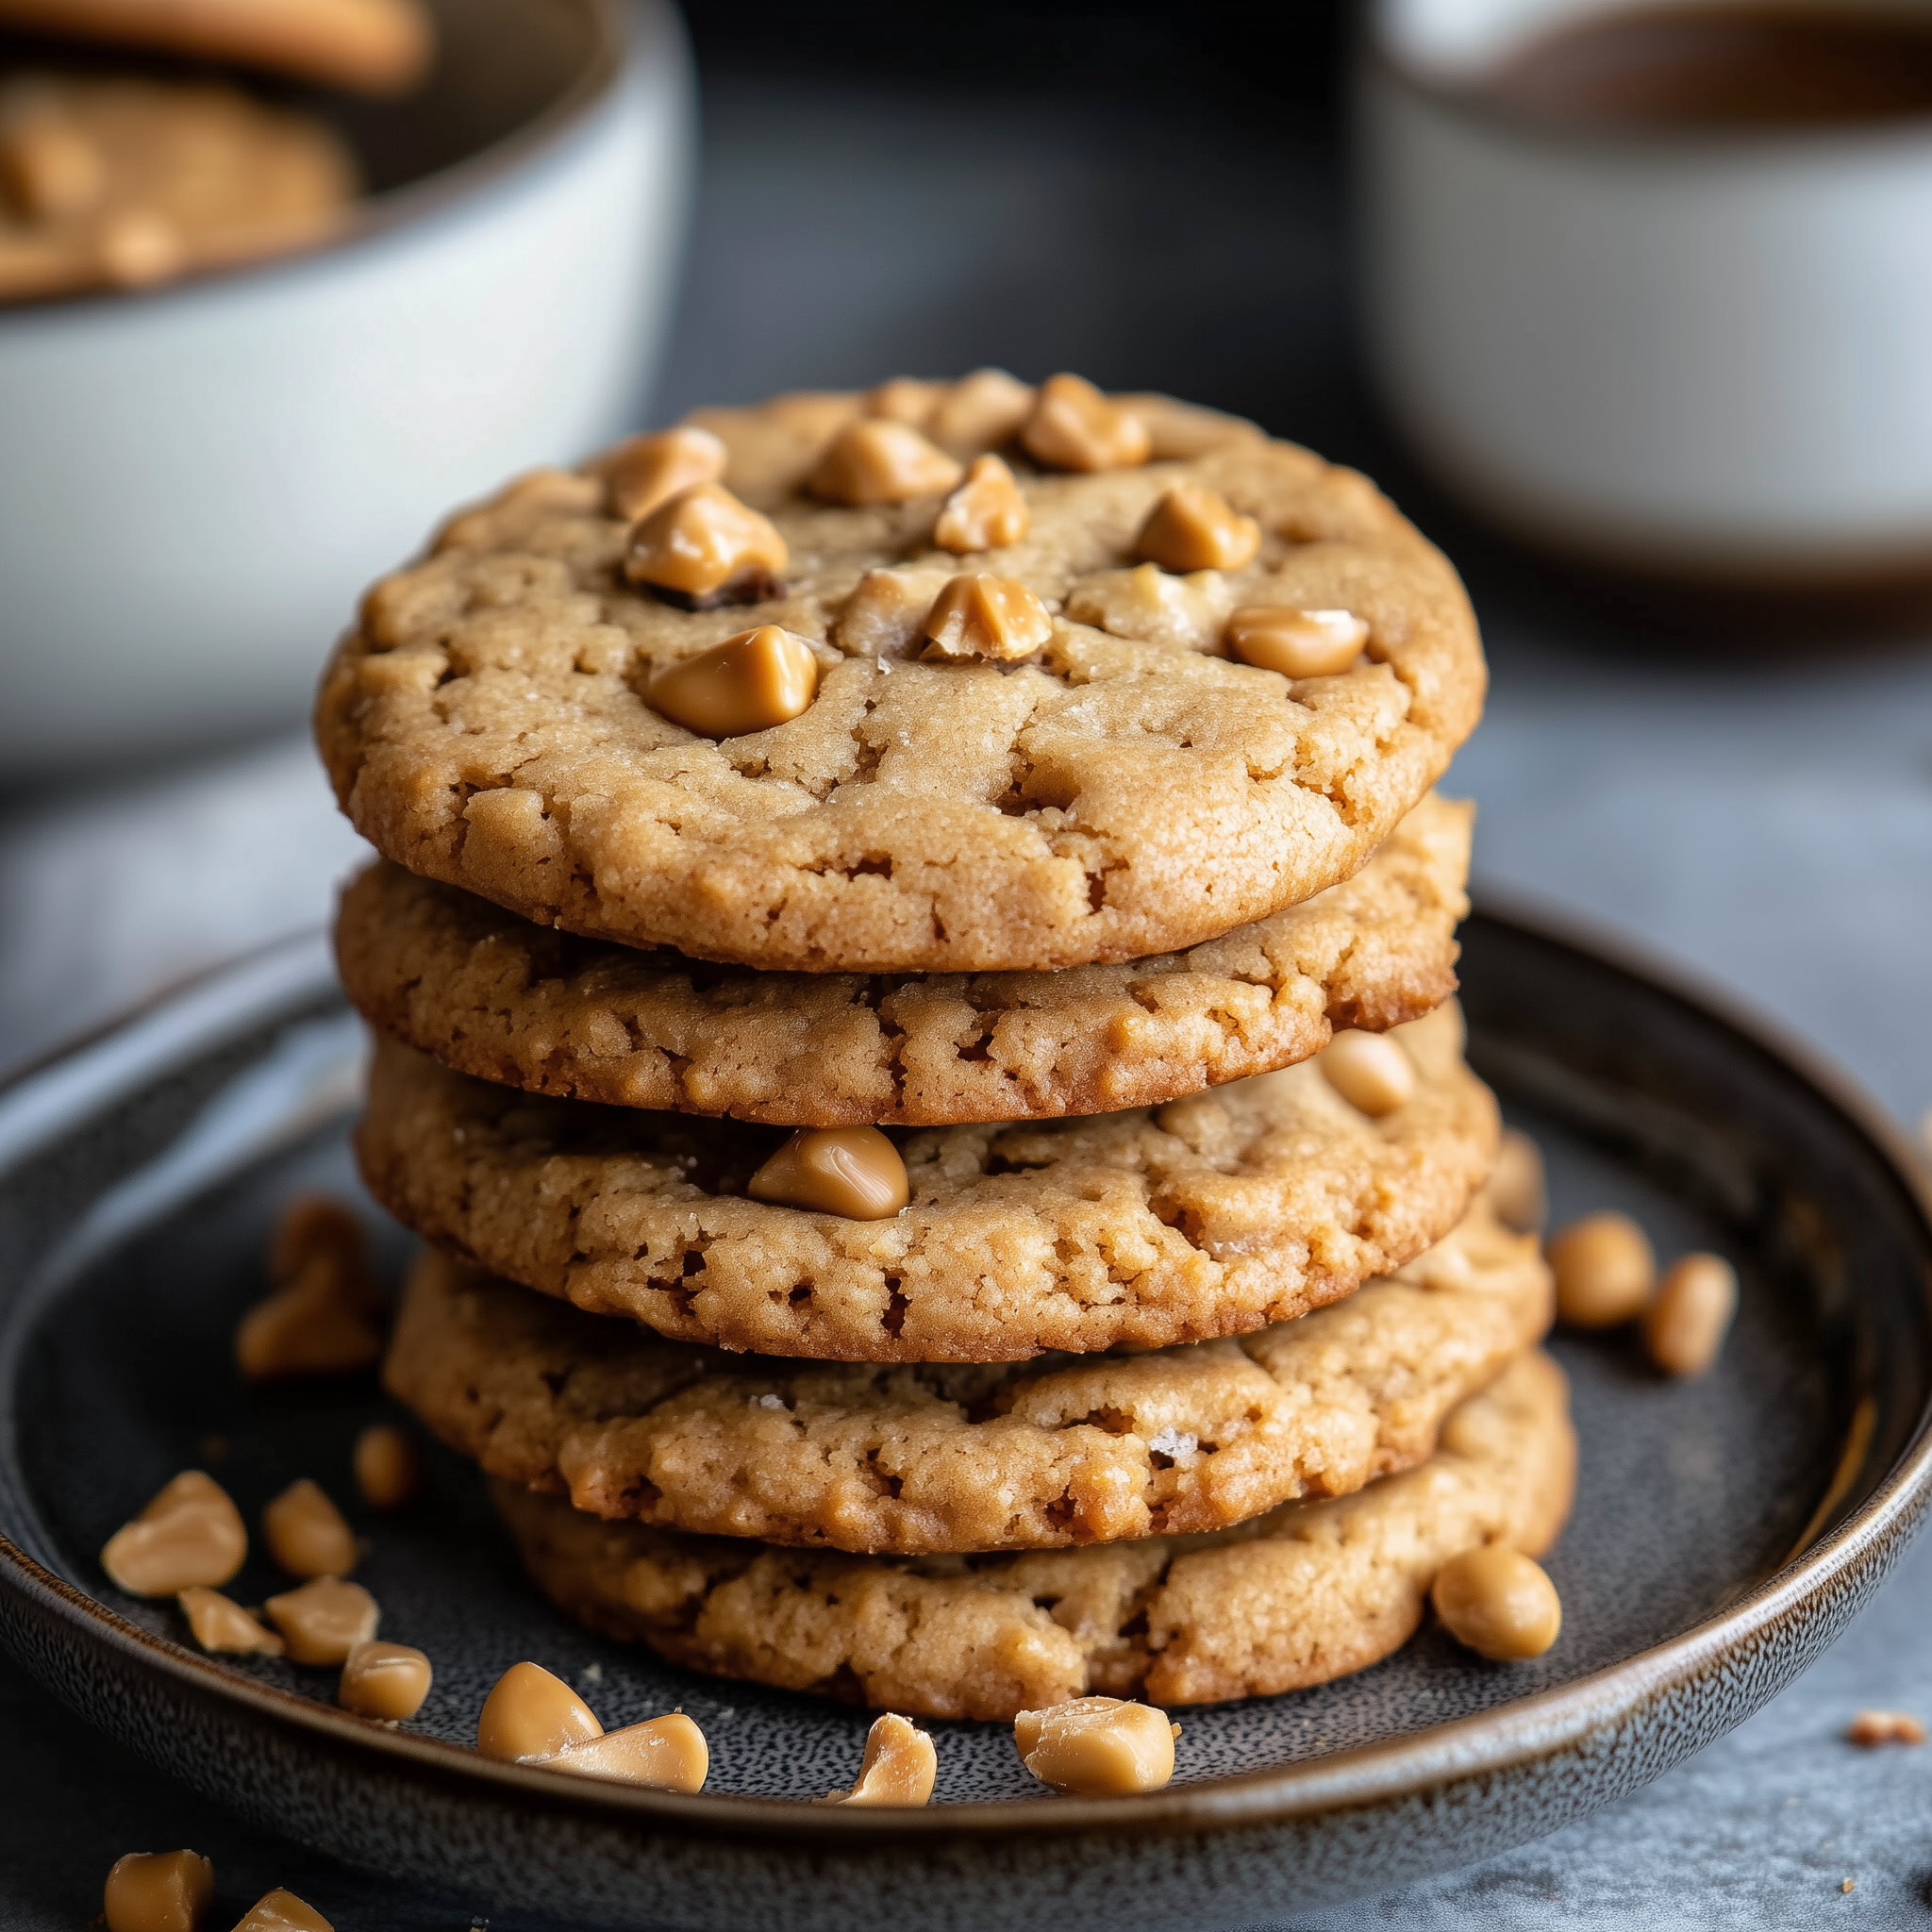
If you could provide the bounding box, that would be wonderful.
[3,898,1931,1848]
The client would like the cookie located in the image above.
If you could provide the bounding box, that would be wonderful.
[492,1348,1573,1719]
[336,791,1471,1129]
[316,379,1485,973]
[0,74,355,303]
[357,1002,1499,1363]
[0,0,433,95]
[386,1193,1549,1554]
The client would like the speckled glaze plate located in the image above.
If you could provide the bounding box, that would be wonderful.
[0,908,1928,1931]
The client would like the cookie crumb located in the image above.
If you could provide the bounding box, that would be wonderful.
[1842,1878,1856,1894]
[1847,1709,1924,1746]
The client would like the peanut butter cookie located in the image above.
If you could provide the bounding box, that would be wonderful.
[336,792,1470,1127]
[386,1194,1549,1554]
[492,1348,1574,1718]
[356,1003,1499,1362]
[316,378,1485,973]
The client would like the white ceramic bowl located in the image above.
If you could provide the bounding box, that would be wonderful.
[1359,0,1932,581]
[0,0,693,771]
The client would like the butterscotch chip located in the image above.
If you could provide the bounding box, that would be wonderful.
[928,368,1036,456]
[262,1478,357,1578]
[1135,483,1259,574]
[863,376,945,425]
[263,1577,378,1664]
[546,1713,708,1791]
[1022,373,1152,473]
[824,1713,936,1805]
[1430,1544,1561,1659]
[385,1196,1548,1553]
[102,1472,246,1596]
[353,1424,422,1508]
[177,1587,284,1656]
[333,791,1472,1127]
[493,1349,1574,1719]
[934,456,1030,553]
[476,1659,601,1761]
[102,1850,212,1932]
[317,382,1485,974]
[358,1004,1499,1362]
[0,75,356,306]
[1318,1029,1417,1116]
[230,1890,333,1932]
[648,625,820,738]
[747,1127,908,1220]
[600,425,727,522]
[237,1193,384,1381]
[1548,1212,1655,1327]
[809,419,963,506]
[1014,1697,1178,1794]
[339,1640,432,1721]
[623,483,788,603]
[1224,606,1368,679]
[920,572,1054,661]
[1643,1253,1737,1377]
[1847,1710,1925,1746]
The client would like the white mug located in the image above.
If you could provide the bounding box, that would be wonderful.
[1359,0,1932,580]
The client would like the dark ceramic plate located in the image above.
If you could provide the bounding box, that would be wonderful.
[1,909,1929,1930]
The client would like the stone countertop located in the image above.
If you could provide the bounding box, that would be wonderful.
[4,54,1932,1932]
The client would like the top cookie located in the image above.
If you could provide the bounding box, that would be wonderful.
[316,375,1486,974]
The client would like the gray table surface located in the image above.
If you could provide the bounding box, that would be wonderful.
[5,59,1932,1932]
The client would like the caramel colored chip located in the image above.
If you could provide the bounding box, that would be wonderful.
[934,455,1030,554]
[825,1713,937,1806]
[928,367,1035,455]
[0,112,105,220]
[623,483,788,601]
[864,376,944,425]
[178,1586,284,1656]
[263,1577,378,1665]
[1135,482,1260,574]
[547,1712,708,1791]
[97,209,183,288]
[229,1889,333,1932]
[1848,1710,1925,1746]
[1021,374,1151,472]
[649,625,820,738]
[102,1850,212,1932]
[1318,1030,1416,1117]
[102,1472,246,1597]
[239,1196,384,1382]
[1548,1212,1655,1328]
[1013,1697,1178,1794]
[748,1126,909,1220]
[602,425,727,522]
[809,418,963,506]
[1643,1253,1737,1378]
[1225,606,1369,679]
[476,1659,602,1762]
[1430,1544,1561,1660]
[339,1640,432,1721]
[353,1423,422,1509]
[922,572,1054,661]
[262,1478,357,1578]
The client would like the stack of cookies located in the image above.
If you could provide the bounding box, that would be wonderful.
[318,372,1574,1723]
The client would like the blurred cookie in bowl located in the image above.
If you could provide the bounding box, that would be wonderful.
[0,72,358,304]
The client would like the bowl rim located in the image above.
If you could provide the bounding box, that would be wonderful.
[1,898,1930,1847]
[0,0,638,325]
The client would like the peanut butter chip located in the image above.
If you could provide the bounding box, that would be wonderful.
[339,1640,432,1721]
[1548,1211,1655,1328]
[1431,1545,1562,1660]
[477,1660,603,1761]
[934,455,1030,553]
[1134,482,1259,573]
[809,418,964,505]
[353,1423,422,1508]
[1224,606,1369,679]
[1021,374,1151,473]
[922,572,1055,661]
[262,1478,357,1578]
[1318,1030,1416,1117]
[547,1713,709,1791]
[237,1194,384,1382]
[1643,1253,1738,1377]
[825,1713,937,1806]
[0,113,105,221]
[229,1890,333,1932]
[102,1472,247,1596]
[748,1127,908,1220]
[928,367,1035,455]
[1013,1697,1179,1794]
[623,482,788,601]
[263,1577,378,1665]
[177,1586,284,1656]
[602,425,727,522]
[102,1850,213,1932]
[649,625,820,737]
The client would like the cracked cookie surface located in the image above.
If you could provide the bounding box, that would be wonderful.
[386,1194,1548,1555]
[315,387,1485,973]
[492,1347,1573,1717]
[336,792,1470,1127]
[356,1003,1498,1363]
